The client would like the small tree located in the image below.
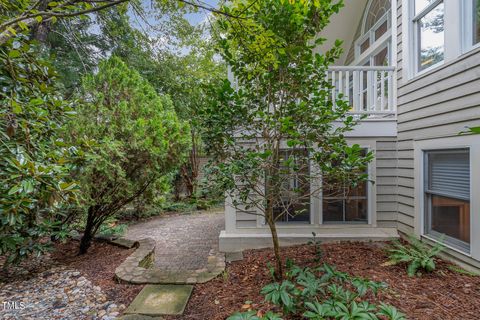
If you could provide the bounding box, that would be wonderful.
[69,56,190,254]
[202,0,372,279]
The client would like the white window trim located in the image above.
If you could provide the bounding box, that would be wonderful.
[461,0,480,53]
[412,0,446,75]
[354,10,392,66]
[413,135,480,260]
[403,0,476,80]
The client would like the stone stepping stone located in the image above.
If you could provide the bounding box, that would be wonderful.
[119,315,165,320]
[124,285,193,316]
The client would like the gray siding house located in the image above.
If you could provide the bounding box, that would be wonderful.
[220,0,480,271]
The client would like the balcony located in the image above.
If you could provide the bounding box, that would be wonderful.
[327,66,396,118]
[328,66,397,137]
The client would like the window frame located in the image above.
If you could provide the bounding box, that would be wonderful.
[414,135,480,260]
[404,0,480,80]
[423,149,471,252]
[320,142,376,226]
[411,0,445,75]
[266,148,313,225]
[354,10,392,65]
[461,0,480,53]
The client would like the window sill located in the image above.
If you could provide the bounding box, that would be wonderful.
[402,45,480,88]
[421,234,472,257]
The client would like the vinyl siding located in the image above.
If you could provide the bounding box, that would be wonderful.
[396,0,480,267]
[236,210,257,228]
[375,139,398,227]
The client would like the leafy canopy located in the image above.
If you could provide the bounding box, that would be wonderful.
[202,0,373,278]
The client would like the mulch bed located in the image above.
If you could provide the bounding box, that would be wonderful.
[51,240,144,306]
[170,241,480,320]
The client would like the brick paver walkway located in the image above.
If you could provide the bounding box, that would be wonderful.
[125,210,224,271]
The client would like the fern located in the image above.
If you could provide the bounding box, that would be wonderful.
[387,234,445,276]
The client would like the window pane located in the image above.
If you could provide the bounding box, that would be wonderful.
[474,0,480,45]
[360,38,370,54]
[323,200,344,222]
[345,199,368,222]
[428,194,470,245]
[274,203,310,222]
[415,0,436,15]
[418,3,444,71]
[374,20,388,40]
[323,149,368,223]
[373,46,389,66]
[427,150,470,199]
[273,149,310,223]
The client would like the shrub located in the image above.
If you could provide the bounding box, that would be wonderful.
[97,218,127,238]
[68,57,190,254]
[0,36,78,264]
[387,234,445,277]
[228,262,406,320]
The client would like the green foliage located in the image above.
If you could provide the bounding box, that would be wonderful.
[45,15,109,93]
[0,35,78,264]
[261,280,300,313]
[377,303,407,320]
[229,262,405,320]
[466,126,480,134]
[447,265,479,277]
[97,217,127,237]
[227,310,283,320]
[203,0,373,278]
[387,234,445,277]
[68,56,190,253]
[227,311,260,320]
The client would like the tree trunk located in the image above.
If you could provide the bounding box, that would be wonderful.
[266,213,283,280]
[31,0,51,44]
[180,128,199,198]
[265,200,283,281]
[79,206,96,255]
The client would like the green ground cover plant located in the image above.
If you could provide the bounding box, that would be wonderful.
[228,262,405,320]
[387,234,444,277]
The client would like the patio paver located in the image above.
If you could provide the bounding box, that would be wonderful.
[124,285,193,316]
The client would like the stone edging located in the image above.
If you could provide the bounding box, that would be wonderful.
[114,238,156,283]
[112,237,225,285]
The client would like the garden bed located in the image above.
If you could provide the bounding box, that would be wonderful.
[0,239,142,319]
[170,241,480,320]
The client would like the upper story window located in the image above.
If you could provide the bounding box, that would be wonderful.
[355,0,392,66]
[474,1,480,44]
[407,0,480,78]
[413,0,445,72]
[466,0,480,47]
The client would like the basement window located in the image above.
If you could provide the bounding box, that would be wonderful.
[424,149,470,252]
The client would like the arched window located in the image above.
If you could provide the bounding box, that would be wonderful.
[355,0,392,66]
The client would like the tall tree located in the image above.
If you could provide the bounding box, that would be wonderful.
[94,5,226,198]
[0,0,241,46]
[202,0,372,279]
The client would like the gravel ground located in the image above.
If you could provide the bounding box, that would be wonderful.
[0,239,140,320]
[0,265,125,320]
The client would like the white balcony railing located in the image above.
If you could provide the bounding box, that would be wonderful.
[327,66,396,117]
